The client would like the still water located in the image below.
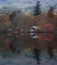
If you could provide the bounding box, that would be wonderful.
[0,31,57,65]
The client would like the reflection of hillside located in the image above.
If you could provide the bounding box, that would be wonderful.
[0,14,35,49]
[0,11,57,51]
[0,13,43,50]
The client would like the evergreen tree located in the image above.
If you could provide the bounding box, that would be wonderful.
[34,1,41,16]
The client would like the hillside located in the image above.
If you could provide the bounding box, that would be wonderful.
[0,12,47,50]
[0,9,57,51]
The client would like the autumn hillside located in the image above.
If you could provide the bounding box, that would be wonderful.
[0,9,57,51]
[0,13,45,50]
[0,13,44,30]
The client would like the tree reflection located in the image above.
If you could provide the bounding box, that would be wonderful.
[33,48,41,64]
[8,34,18,52]
[47,43,54,59]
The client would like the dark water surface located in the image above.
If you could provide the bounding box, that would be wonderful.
[0,32,57,65]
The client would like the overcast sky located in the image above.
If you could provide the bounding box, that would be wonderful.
[0,0,57,9]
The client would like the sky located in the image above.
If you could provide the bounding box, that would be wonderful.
[0,0,57,13]
[0,0,37,8]
[0,0,57,8]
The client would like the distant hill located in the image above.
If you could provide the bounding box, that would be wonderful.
[0,6,22,14]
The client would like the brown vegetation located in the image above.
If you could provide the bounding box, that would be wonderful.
[0,7,57,53]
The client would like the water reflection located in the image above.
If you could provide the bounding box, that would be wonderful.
[33,48,41,64]
[0,30,57,65]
